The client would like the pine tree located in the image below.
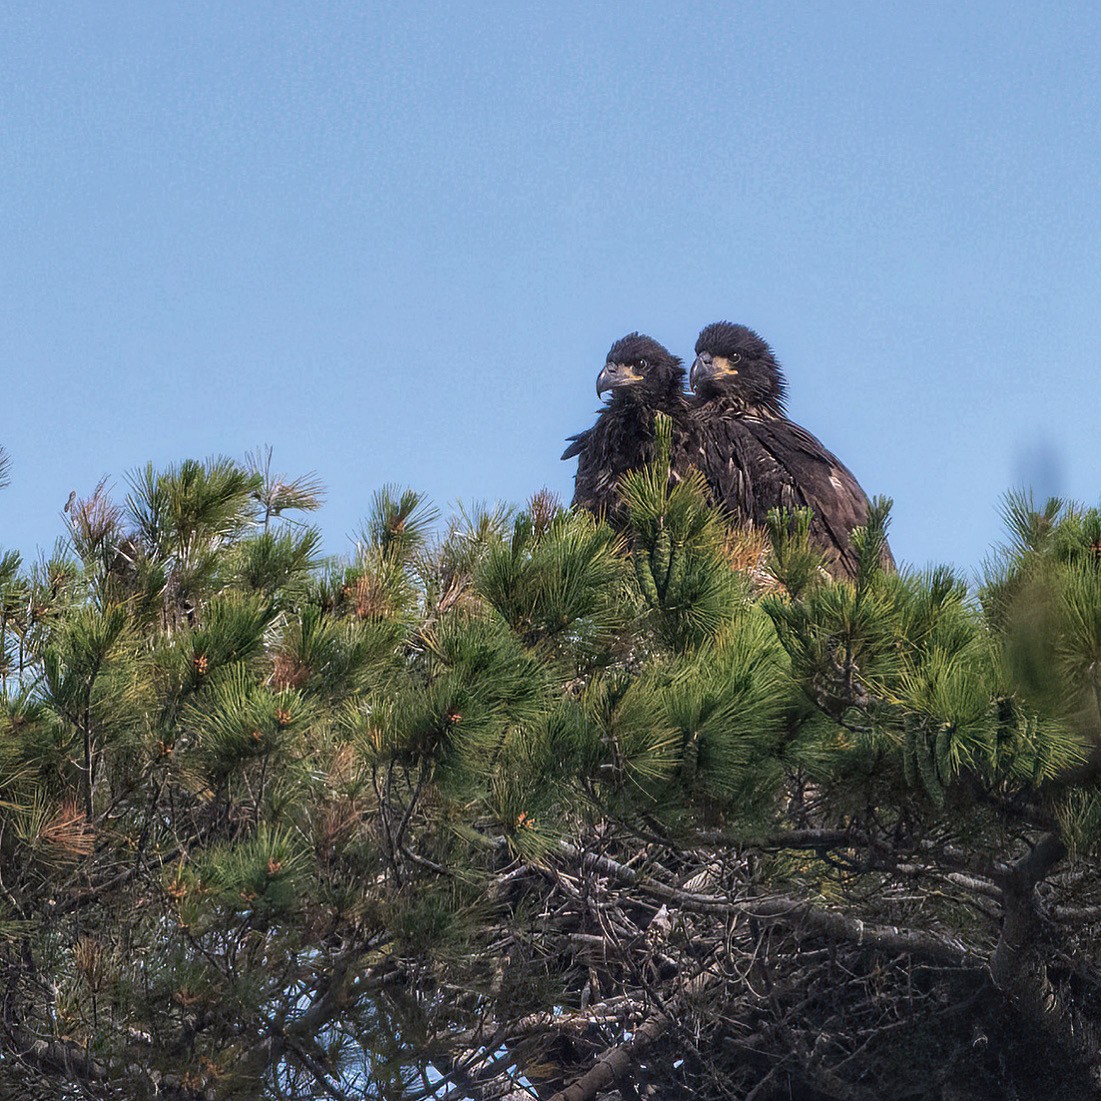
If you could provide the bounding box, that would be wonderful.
[4,445,1101,1099]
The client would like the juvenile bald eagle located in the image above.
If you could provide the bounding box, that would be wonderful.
[563,333,696,519]
[689,322,892,579]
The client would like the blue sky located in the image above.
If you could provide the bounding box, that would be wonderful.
[3,3,1099,577]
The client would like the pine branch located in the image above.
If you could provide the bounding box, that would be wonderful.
[560,843,980,968]
[545,999,680,1101]
[2,1021,213,1100]
[987,833,1101,1079]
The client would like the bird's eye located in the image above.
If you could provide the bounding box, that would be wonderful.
[638,358,649,370]
[729,353,741,364]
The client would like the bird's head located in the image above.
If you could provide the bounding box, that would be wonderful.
[596,333,684,402]
[690,322,787,413]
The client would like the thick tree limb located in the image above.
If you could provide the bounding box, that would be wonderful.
[562,844,980,968]
[545,1007,673,1101]
[988,833,1101,1082]
[545,970,712,1101]
[4,1022,214,1101]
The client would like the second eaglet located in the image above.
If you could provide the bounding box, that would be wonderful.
[563,333,697,520]
[689,322,892,579]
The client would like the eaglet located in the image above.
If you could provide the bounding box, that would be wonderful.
[689,321,892,579]
[563,333,698,520]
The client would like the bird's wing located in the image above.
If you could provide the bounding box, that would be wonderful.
[746,417,872,575]
[565,411,635,514]
[569,434,603,511]
[565,400,698,517]
[696,414,757,521]
[561,428,591,462]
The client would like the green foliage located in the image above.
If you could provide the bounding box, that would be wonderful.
[999,488,1064,557]
[475,506,628,663]
[359,485,438,563]
[183,593,277,678]
[182,665,307,782]
[761,495,1098,817]
[1053,787,1101,858]
[579,672,679,795]
[660,608,789,811]
[125,457,260,571]
[491,728,565,861]
[764,506,825,598]
[389,611,552,788]
[247,446,325,529]
[620,412,745,650]
[178,824,312,925]
[228,527,323,601]
[852,495,895,592]
[272,602,404,701]
[8,454,1101,1099]
[980,492,1101,801]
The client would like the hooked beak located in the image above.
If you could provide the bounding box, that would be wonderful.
[689,352,713,391]
[596,362,642,397]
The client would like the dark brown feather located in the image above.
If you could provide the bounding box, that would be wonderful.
[564,334,698,521]
[690,322,893,579]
